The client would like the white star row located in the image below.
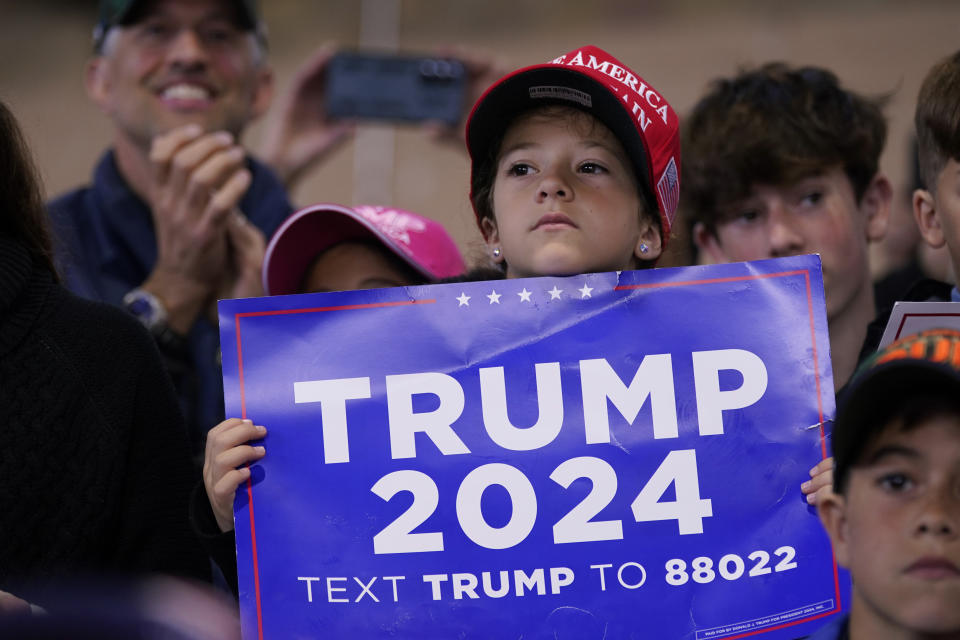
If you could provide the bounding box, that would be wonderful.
[455,283,594,307]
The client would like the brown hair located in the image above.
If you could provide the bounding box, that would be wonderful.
[682,63,887,235]
[0,99,58,278]
[915,50,960,194]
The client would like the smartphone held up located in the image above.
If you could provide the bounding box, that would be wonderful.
[324,50,468,126]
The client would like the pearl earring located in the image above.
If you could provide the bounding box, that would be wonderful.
[639,243,650,254]
[493,247,502,258]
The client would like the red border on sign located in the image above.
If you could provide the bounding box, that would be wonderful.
[616,268,837,639]
[233,299,435,640]
[233,268,835,639]
[895,312,960,341]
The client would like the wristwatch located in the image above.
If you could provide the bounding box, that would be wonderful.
[123,287,189,354]
[123,287,168,332]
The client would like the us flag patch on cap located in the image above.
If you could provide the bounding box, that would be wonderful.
[657,156,679,224]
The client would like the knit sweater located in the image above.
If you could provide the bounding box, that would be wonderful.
[0,237,209,604]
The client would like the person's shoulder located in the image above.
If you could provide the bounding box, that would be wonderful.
[42,284,156,361]
[46,185,92,221]
[900,276,953,302]
[47,150,122,224]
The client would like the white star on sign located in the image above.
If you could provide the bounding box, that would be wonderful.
[456,292,470,307]
[548,286,563,300]
[579,283,594,299]
[518,288,532,302]
[487,290,502,304]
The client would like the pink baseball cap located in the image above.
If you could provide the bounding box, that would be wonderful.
[466,45,681,245]
[262,203,466,295]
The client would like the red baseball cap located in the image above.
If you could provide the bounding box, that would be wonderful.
[466,45,681,245]
[262,203,466,295]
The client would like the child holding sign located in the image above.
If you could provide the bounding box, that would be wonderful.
[199,45,681,593]
[465,46,837,506]
[195,203,464,590]
[814,329,960,640]
[202,46,827,598]
[204,44,678,523]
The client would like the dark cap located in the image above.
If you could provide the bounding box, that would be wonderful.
[94,0,261,51]
[833,328,960,492]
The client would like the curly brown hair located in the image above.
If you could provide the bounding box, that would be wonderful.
[682,63,887,236]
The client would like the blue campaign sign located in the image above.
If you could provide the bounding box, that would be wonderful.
[219,254,848,640]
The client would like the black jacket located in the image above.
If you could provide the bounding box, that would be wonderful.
[0,238,210,605]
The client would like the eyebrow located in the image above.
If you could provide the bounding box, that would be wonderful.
[861,444,921,466]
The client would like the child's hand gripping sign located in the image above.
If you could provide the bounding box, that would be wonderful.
[219,254,848,640]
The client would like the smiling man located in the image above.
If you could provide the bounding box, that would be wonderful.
[47,0,293,456]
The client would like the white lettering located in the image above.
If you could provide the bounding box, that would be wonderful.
[617,562,647,589]
[591,564,613,591]
[354,577,379,602]
[514,568,546,596]
[580,356,678,443]
[452,573,480,600]
[423,574,448,601]
[385,372,470,458]
[480,363,563,450]
[326,577,348,603]
[294,377,371,463]
[656,104,669,124]
[584,54,607,72]
[550,567,575,594]
[481,571,510,598]
[692,349,768,435]
[631,101,651,132]
[298,576,320,602]
[383,576,405,602]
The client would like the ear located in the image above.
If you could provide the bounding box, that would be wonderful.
[859,173,892,243]
[633,217,663,263]
[249,65,274,121]
[479,216,504,264]
[84,57,111,114]
[914,187,947,249]
[692,221,727,265]
[816,490,851,568]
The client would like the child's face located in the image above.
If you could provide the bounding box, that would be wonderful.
[301,242,419,293]
[915,158,960,282]
[694,167,889,321]
[481,107,661,279]
[819,415,960,637]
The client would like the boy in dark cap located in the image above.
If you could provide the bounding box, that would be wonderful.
[813,328,960,639]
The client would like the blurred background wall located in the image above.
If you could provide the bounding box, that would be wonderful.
[2,0,957,269]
